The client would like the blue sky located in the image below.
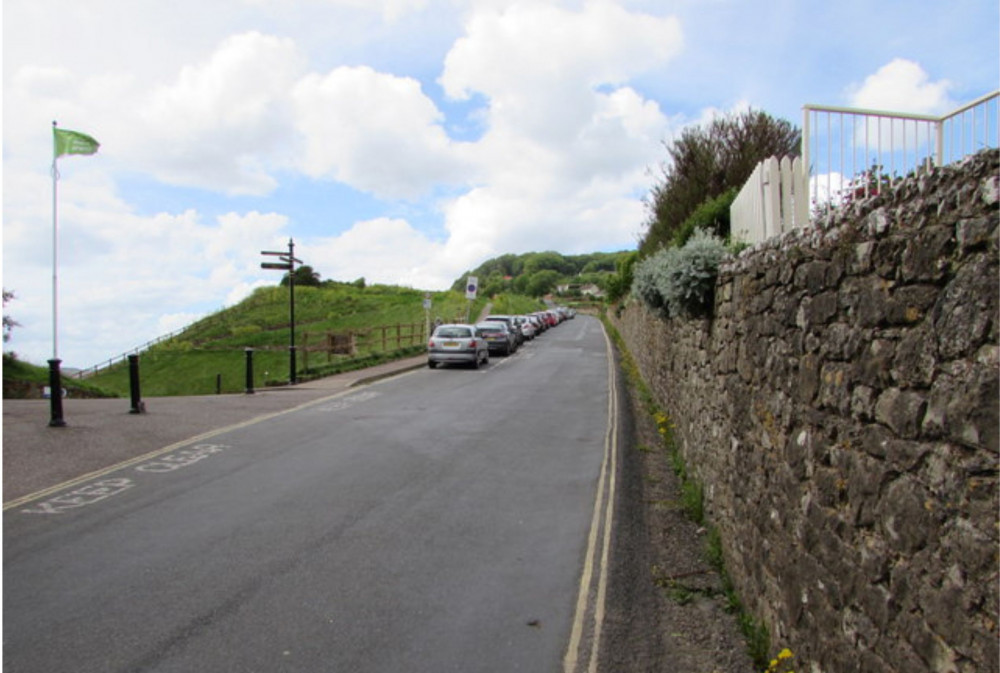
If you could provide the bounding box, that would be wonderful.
[3,0,998,369]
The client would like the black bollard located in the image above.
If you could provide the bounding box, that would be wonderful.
[47,359,66,427]
[216,374,222,395]
[128,354,144,414]
[245,347,255,395]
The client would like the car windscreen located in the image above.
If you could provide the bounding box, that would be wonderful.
[435,327,472,338]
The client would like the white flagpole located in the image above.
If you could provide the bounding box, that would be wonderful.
[52,120,60,360]
[49,120,67,426]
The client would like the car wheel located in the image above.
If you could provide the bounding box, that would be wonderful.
[428,360,437,369]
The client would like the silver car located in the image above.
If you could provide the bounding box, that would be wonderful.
[427,324,489,369]
[476,321,515,356]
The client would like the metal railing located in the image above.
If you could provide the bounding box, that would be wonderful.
[802,90,999,206]
[732,90,999,245]
[73,327,186,379]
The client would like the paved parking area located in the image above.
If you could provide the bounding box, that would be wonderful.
[2,356,426,504]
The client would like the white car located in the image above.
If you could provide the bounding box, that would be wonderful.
[514,316,537,340]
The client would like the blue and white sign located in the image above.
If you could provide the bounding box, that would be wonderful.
[465,276,478,300]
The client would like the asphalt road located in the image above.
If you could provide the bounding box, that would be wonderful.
[4,315,618,673]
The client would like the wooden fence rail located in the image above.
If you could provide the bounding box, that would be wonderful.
[300,323,427,370]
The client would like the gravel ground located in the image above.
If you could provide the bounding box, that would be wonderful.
[599,367,757,673]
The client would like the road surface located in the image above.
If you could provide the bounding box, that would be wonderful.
[4,315,619,673]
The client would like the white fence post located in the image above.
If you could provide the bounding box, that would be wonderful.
[792,156,808,228]
[731,154,810,245]
[763,157,781,238]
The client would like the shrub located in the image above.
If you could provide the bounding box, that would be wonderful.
[673,187,738,247]
[631,229,728,318]
[631,252,671,317]
[640,109,800,255]
[604,251,638,304]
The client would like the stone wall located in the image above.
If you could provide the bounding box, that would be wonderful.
[611,150,998,673]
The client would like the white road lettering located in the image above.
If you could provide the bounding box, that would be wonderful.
[21,478,135,515]
[135,443,231,473]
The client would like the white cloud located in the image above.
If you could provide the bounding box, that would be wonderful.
[132,32,307,195]
[323,0,431,21]
[441,0,683,144]
[2,167,291,367]
[428,1,682,270]
[303,218,450,289]
[292,66,469,199]
[847,59,954,114]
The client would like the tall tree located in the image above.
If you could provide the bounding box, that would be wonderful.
[3,289,19,344]
[281,265,322,288]
[640,109,799,255]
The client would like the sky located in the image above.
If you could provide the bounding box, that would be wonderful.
[3,0,998,369]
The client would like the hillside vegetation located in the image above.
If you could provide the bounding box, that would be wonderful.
[78,282,529,397]
[2,355,116,399]
[450,249,632,298]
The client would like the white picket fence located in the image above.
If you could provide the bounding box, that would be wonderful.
[730,155,808,245]
[731,90,999,245]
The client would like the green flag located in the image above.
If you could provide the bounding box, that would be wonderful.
[53,127,100,158]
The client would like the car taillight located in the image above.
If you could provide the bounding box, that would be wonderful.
[468,339,478,347]
[428,339,435,347]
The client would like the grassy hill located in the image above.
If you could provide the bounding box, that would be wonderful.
[36,283,545,397]
[2,355,117,399]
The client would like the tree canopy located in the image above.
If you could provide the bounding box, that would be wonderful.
[280,265,322,288]
[451,250,631,298]
[639,109,799,256]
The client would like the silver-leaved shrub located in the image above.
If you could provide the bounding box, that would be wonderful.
[631,229,728,318]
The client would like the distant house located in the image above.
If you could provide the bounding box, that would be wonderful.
[556,283,605,298]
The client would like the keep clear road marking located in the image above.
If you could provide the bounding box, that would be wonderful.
[563,319,619,673]
[3,387,386,513]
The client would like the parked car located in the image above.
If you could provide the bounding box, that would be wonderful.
[514,315,536,340]
[427,324,489,369]
[483,315,523,346]
[476,321,515,355]
[524,315,544,335]
[537,311,558,327]
[530,313,550,332]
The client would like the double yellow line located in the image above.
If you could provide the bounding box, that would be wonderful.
[563,322,619,673]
